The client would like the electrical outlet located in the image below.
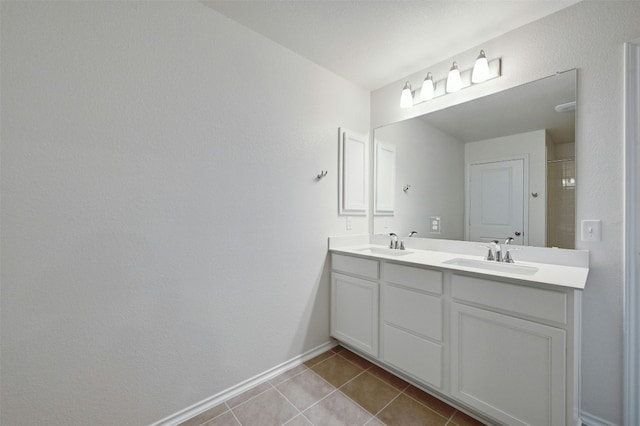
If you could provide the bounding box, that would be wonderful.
[346,216,352,230]
[430,216,441,234]
[581,219,601,241]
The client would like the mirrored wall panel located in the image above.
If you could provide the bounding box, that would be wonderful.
[373,70,576,248]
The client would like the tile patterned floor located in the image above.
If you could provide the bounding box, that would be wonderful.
[179,346,487,426]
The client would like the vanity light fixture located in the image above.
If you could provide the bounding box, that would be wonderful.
[471,50,490,83]
[420,73,435,101]
[400,81,414,108]
[446,62,462,93]
[398,51,501,108]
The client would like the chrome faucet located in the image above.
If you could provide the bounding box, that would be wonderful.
[389,233,399,249]
[503,237,517,263]
[491,240,503,262]
[408,231,418,237]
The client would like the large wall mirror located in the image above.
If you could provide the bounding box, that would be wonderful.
[373,70,576,248]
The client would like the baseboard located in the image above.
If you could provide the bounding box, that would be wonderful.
[581,411,619,426]
[150,340,337,426]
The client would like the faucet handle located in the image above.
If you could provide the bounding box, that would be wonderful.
[389,233,398,249]
[481,244,495,261]
[503,247,521,263]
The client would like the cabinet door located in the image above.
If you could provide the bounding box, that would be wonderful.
[331,273,379,357]
[451,303,566,426]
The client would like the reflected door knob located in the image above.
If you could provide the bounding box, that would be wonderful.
[515,231,522,236]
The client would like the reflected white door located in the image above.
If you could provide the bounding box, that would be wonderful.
[467,158,526,245]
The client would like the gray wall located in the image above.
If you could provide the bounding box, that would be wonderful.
[374,118,464,239]
[371,2,640,424]
[0,2,369,425]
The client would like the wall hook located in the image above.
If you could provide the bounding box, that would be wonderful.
[531,192,539,198]
[316,170,328,180]
[403,184,411,193]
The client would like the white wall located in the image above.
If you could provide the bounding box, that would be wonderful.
[373,118,464,239]
[0,2,369,425]
[371,2,640,424]
[465,130,547,247]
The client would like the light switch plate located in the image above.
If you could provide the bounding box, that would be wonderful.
[346,216,352,230]
[581,219,601,241]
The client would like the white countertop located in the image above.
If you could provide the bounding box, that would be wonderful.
[330,243,589,290]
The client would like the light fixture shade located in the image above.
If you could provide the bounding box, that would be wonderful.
[400,81,413,108]
[420,73,435,101]
[446,62,462,93]
[472,50,490,83]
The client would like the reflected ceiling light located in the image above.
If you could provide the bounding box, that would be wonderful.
[446,62,462,93]
[471,50,490,83]
[420,73,435,101]
[400,81,414,108]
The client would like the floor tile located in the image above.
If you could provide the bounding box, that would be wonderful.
[282,414,313,426]
[376,393,448,426]
[200,411,240,426]
[226,381,272,408]
[404,385,456,418]
[179,404,228,426]
[332,345,346,354]
[364,417,386,426]
[304,351,335,368]
[340,371,400,415]
[367,365,410,391]
[449,410,488,426]
[232,388,299,426]
[311,354,364,388]
[338,350,374,370]
[276,369,336,411]
[270,364,308,386]
[303,391,372,426]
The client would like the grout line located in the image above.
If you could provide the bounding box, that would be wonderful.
[225,382,275,410]
[229,408,242,426]
[271,385,303,426]
[372,391,403,418]
[399,387,450,423]
[446,409,458,424]
[269,364,310,387]
[336,350,374,371]
[337,369,367,390]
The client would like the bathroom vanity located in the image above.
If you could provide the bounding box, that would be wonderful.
[329,235,588,426]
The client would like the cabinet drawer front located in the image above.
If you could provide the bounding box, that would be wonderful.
[383,284,442,341]
[383,324,442,389]
[332,253,379,280]
[382,262,443,294]
[451,274,567,324]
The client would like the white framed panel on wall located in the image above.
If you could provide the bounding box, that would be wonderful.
[339,127,368,215]
[374,140,396,215]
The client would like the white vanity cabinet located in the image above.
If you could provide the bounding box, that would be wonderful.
[330,254,380,357]
[329,250,582,426]
[381,262,444,389]
[450,273,578,426]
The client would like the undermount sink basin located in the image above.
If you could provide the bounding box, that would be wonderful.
[357,247,413,257]
[443,258,539,275]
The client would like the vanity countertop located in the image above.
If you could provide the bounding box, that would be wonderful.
[330,243,589,290]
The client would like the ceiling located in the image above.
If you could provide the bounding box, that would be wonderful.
[417,70,576,144]
[202,0,579,91]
